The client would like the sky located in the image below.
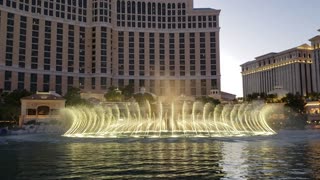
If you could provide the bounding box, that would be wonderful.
[194,0,320,97]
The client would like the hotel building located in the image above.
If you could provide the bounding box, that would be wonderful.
[0,0,221,97]
[241,44,313,97]
[310,34,320,92]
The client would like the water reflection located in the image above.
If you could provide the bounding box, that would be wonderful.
[1,131,320,179]
[221,142,249,179]
[307,141,320,179]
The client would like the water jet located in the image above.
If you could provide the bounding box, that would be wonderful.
[61,101,276,138]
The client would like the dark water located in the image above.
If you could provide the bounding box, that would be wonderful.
[1,130,320,179]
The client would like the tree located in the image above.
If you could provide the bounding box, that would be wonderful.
[266,94,278,103]
[246,92,266,101]
[104,86,124,102]
[281,93,307,129]
[133,93,156,105]
[64,87,89,106]
[196,96,220,105]
[120,84,134,100]
[281,93,305,113]
[0,89,32,122]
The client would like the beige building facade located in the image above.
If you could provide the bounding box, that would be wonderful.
[20,91,65,126]
[310,34,320,92]
[0,0,221,97]
[241,44,313,97]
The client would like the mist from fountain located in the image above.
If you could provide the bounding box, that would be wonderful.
[61,101,276,138]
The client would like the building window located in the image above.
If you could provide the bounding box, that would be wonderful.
[56,76,62,94]
[4,71,12,91]
[31,18,39,69]
[101,77,107,90]
[67,76,74,88]
[30,73,37,92]
[79,77,85,89]
[56,23,63,71]
[68,25,75,72]
[42,74,49,92]
[79,26,86,73]
[5,13,14,66]
[100,27,107,73]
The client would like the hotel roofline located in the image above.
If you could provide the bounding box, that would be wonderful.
[240,44,312,67]
[309,35,320,42]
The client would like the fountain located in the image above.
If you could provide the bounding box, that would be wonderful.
[61,101,276,138]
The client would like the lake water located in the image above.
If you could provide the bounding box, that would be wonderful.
[1,130,320,179]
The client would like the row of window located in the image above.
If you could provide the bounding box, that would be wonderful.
[3,71,74,94]
[92,0,111,23]
[5,13,14,66]
[44,21,51,70]
[117,1,186,15]
[1,12,218,76]
[0,0,218,25]
[0,0,88,22]
[4,21,217,75]
[3,70,218,96]
[114,31,216,76]
[244,51,313,71]
[117,14,217,29]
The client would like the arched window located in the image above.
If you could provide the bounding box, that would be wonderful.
[158,3,161,15]
[27,109,36,115]
[147,2,151,14]
[37,106,50,115]
[138,2,141,14]
[121,1,125,13]
[132,1,136,13]
[117,0,121,13]
[127,1,131,13]
[162,3,166,15]
[142,2,146,14]
[152,3,156,15]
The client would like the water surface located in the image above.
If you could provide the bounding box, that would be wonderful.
[1,130,320,179]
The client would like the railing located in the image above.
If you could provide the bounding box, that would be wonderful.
[20,115,60,122]
[19,115,61,127]
[22,115,60,121]
[307,114,320,121]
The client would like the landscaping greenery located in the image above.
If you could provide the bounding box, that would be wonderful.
[133,93,156,104]
[281,93,307,129]
[0,89,32,122]
[64,87,90,106]
[195,96,221,105]
[246,92,307,129]
[104,86,125,102]
[104,84,157,104]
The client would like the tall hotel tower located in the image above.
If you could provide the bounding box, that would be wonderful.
[0,0,220,97]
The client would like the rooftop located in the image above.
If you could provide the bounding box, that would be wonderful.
[21,91,65,101]
[241,44,312,67]
[309,35,320,42]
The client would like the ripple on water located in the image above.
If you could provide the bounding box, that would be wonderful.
[0,131,320,179]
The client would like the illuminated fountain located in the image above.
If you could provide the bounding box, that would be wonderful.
[61,101,276,138]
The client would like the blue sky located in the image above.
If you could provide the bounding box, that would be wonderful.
[194,0,320,97]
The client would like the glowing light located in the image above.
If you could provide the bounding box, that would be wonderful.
[61,101,276,138]
[242,58,312,75]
